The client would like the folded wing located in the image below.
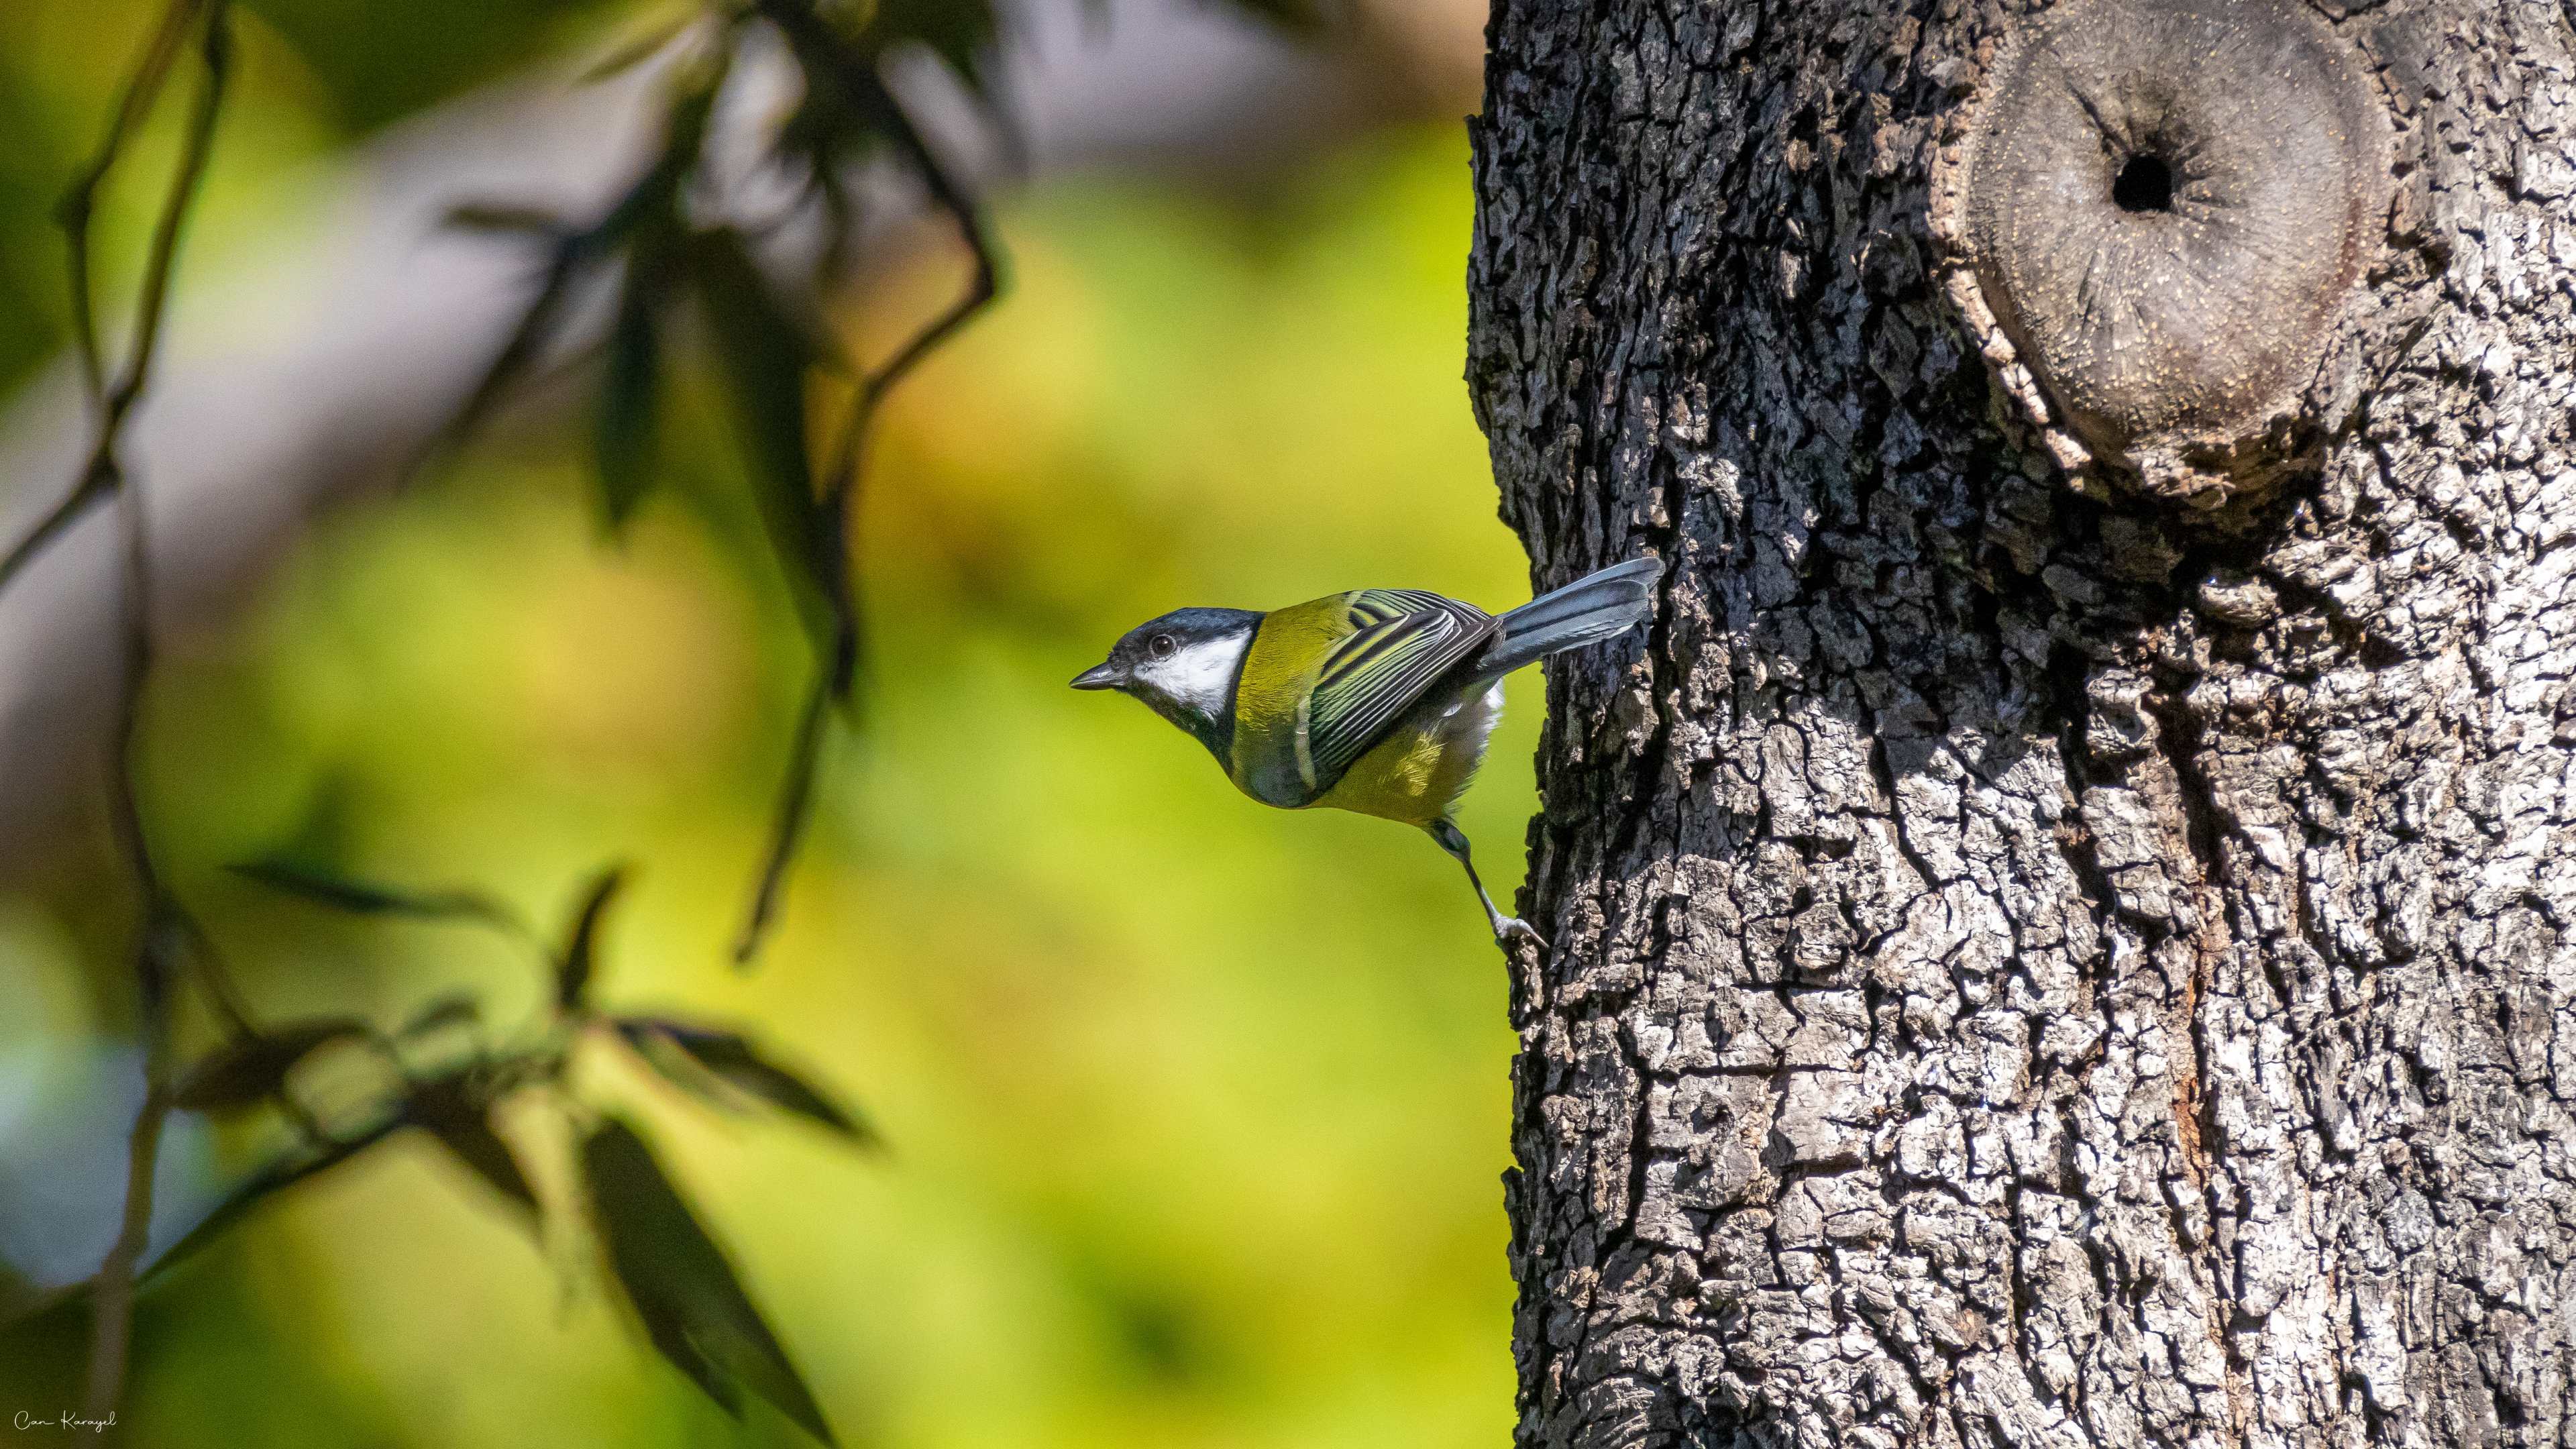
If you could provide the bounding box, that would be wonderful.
[1301,589,1497,786]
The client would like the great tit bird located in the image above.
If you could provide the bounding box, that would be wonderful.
[1072,557,1664,947]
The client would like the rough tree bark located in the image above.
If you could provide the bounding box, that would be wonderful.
[1466,1,2576,1446]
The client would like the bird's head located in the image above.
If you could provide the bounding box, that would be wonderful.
[1071,606,1263,753]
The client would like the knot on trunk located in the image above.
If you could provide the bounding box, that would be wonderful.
[1933,0,2390,508]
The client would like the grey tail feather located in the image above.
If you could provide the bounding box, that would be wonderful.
[1474,556,1664,680]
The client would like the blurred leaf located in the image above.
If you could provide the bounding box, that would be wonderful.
[617,1024,746,1118]
[601,64,722,244]
[446,237,587,446]
[688,226,835,657]
[596,282,663,530]
[172,1019,369,1112]
[582,1117,837,1445]
[235,0,610,133]
[442,201,568,237]
[233,857,522,931]
[409,1077,539,1218]
[764,0,955,256]
[555,865,627,1012]
[618,1019,877,1146]
[399,991,481,1040]
[643,1308,744,1421]
[447,61,716,451]
[770,93,881,282]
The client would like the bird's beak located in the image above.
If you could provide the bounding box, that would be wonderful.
[1069,661,1125,691]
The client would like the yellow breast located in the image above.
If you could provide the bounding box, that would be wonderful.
[1313,681,1503,825]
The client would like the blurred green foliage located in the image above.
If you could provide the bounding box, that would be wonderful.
[0,3,1532,1442]
[0,0,619,405]
[235,0,618,131]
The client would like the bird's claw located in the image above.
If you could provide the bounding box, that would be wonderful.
[1495,917,1549,1022]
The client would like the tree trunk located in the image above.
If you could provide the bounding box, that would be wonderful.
[1466,1,2576,1445]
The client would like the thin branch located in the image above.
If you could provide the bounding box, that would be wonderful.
[0,464,117,602]
[170,903,333,1149]
[101,369,170,913]
[731,660,836,962]
[59,0,210,398]
[5,1027,593,1336]
[7,1102,409,1338]
[136,1110,409,1289]
[732,37,1002,965]
[0,0,217,607]
[814,109,1000,692]
[140,1038,568,1293]
[103,3,231,427]
[52,0,233,1420]
[816,143,1000,501]
[170,908,253,1039]
[83,1068,170,1419]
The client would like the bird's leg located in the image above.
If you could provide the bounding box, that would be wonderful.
[1428,819,1546,950]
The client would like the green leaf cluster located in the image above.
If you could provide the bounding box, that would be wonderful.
[91,857,873,1442]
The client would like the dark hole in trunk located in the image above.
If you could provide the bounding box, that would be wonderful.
[2113,154,2176,213]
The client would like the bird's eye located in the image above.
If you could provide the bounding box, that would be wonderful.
[1149,634,1177,660]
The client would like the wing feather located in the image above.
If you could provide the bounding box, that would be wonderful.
[1301,590,1495,785]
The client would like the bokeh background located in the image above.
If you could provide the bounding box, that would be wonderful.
[0,1,1540,1445]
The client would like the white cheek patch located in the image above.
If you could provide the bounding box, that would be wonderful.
[1134,633,1248,716]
